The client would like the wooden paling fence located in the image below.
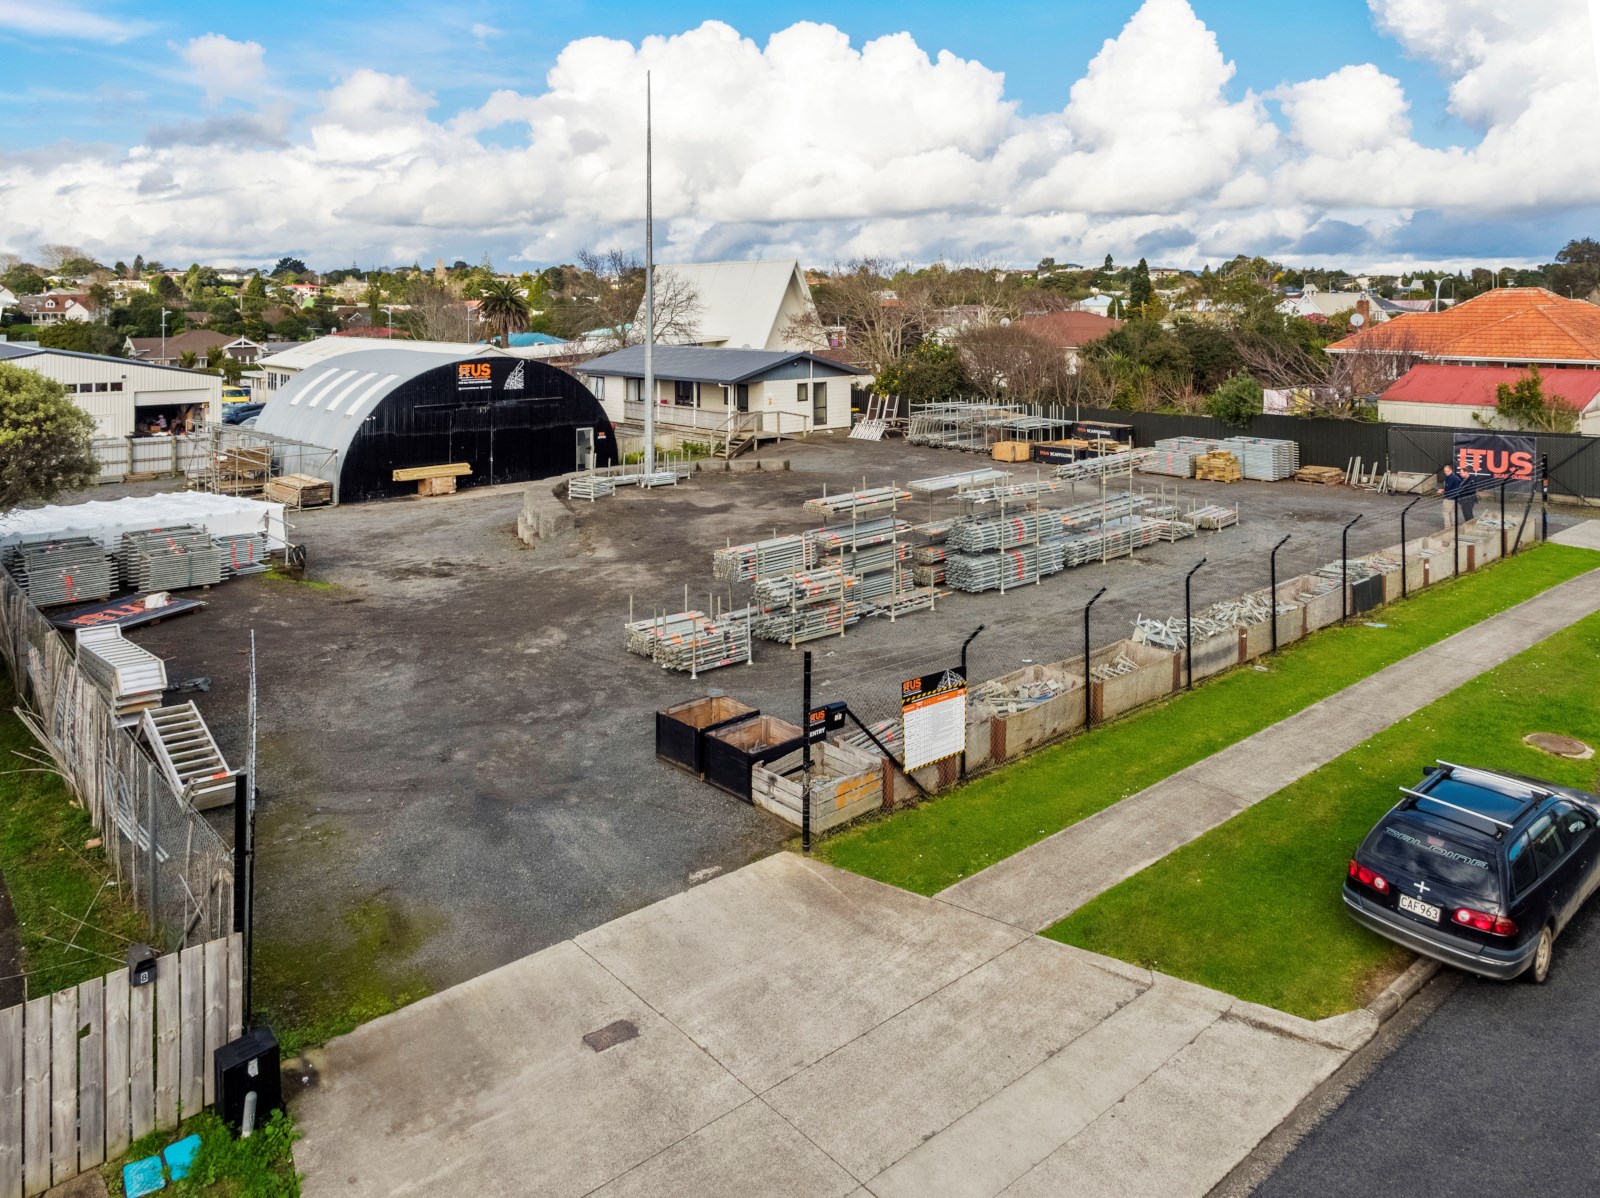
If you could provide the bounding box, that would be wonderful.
[0,934,243,1198]
[0,566,235,946]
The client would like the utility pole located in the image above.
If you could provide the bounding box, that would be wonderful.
[643,72,656,478]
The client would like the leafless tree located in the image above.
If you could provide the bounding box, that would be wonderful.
[1231,322,1428,419]
[37,243,88,271]
[550,249,702,351]
[400,279,475,342]
[954,324,1069,403]
[804,259,942,373]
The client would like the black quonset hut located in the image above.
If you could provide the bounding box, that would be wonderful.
[254,346,618,502]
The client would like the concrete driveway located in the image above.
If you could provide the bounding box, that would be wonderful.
[294,853,1375,1197]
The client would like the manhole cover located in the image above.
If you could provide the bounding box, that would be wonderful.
[582,1019,639,1053]
[1523,733,1594,760]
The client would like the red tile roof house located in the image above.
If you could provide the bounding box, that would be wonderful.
[1018,311,1124,372]
[1378,364,1600,436]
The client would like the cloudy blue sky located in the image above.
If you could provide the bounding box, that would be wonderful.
[2,0,1598,272]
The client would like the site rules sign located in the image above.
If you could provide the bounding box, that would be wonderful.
[902,667,967,772]
[1453,432,1536,492]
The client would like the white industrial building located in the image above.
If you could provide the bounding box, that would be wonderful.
[0,342,222,437]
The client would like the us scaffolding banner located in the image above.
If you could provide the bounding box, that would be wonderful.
[1452,432,1537,492]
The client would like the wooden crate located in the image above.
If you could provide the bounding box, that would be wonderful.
[991,441,1032,463]
[751,741,883,832]
[416,475,457,497]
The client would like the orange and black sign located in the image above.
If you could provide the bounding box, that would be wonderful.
[1452,432,1536,489]
[456,361,493,390]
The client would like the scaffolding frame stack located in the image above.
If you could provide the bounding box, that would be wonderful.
[625,606,754,678]
[2,537,115,607]
[117,526,224,591]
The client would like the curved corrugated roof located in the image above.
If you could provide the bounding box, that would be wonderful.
[254,345,488,451]
[257,336,507,371]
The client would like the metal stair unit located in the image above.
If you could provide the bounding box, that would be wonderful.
[713,412,759,459]
[141,701,238,811]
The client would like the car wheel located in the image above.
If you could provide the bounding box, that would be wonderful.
[1524,924,1555,984]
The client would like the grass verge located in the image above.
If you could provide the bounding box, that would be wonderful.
[817,543,1598,895]
[0,671,149,999]
[105,1108,300,1197]
[1046,610,1600,1019]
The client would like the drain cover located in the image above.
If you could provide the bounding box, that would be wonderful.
[1523,733,1594,760]
[583,1019,639,1053]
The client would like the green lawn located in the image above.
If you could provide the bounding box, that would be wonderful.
[818,543,1599,895]
[1046,610,1600,1019]
[0,672,150,998]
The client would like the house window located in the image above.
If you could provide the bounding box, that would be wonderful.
[812,381,827,428]
[796,382,807,405]
[735,383,749,412]
[625,377,641,403]
[675,379,696,407]
[95,382,109,392]
[110,382,123,391]
[590,376,605,400]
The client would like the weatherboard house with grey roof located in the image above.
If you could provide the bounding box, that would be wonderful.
[578,345,867,445]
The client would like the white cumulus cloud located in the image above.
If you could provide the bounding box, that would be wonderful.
[0,0,1596,270]
[180,33,269,106]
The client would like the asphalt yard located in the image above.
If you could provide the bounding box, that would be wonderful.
[121,433,1510,997]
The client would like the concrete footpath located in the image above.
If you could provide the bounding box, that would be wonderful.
[294,853,1371,1198]
[937,564,1600,932]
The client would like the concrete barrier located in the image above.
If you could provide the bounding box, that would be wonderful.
[1188,629,1240,683]
[517,476,578,545]
[1091,640,1179,722]
[980,662,1088,763]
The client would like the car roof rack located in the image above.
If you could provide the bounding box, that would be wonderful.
[1399,786,1513,838]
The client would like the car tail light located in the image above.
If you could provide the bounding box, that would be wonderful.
[1347,860,1389,893]
[1453,908,1517,936]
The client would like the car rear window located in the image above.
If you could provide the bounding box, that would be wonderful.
[1369,821,1500,899]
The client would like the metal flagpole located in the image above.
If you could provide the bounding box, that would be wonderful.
[643,72,656,479]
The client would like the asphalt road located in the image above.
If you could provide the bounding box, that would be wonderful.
[1254,898,1600,1198]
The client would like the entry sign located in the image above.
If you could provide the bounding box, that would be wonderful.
[901,667,967,772]
[807,701,848,743]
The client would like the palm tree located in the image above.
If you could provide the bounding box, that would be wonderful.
[178,351,198,369]
[477,278,531,343]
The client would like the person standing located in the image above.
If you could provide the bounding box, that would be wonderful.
[1437,463,1464,528]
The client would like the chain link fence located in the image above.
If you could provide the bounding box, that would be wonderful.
[0,567,234,949]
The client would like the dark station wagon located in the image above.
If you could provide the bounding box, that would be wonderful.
[1344,762,1600,983]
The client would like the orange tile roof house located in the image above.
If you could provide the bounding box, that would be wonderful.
[1327,287,1600,368]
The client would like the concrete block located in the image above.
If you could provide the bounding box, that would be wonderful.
[729,458,763,473]
[517,480,577,545]
[1091,639,1177,721]
[1187,630,1239,683]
